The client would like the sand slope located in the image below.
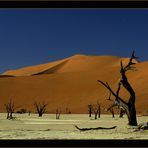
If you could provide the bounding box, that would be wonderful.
[0,54,148,114]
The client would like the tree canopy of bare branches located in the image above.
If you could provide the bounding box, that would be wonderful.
[34,101,48,117]
[4,99,19,120]
[98,51,138,126]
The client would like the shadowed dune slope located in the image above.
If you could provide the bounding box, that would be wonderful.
[32,59,70,75]
[3,57,70,76]
[0,54,147,114]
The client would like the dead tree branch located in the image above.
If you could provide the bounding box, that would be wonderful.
[74,125,117,131]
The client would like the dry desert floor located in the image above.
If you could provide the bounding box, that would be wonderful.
[0,113,147,139]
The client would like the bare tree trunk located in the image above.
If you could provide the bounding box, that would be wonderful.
[6,112,9,119]
[88,105,92,117]
[98,105,101,118]
[110,108,115,118]
[39,112,42,117]
[126,104,137,126]
[94,112,98,120]
[10,112,13,119]
[56,109,61,119]
[119,108,124,118]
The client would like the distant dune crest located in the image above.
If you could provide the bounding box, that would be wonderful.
[2,54,135,76]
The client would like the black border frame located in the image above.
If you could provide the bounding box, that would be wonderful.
[0,1,148,8]
[0,139,148,147]
[0,0,148,147]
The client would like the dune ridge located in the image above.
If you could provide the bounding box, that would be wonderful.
[32,59,70,75]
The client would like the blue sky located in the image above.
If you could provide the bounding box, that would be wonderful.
[0,9,148,73]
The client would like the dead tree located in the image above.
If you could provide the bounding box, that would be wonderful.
[119,108,125,118]
[109,108,115,118]
[88,104,93,117]
[106,91,114,118]
[34,101,48,117]
[98,51,138,126]
[56,109,61,119]
[93,102,101,119]
[98,103,101,118]
[93,106,98,120]
[28,111,31,116]
[74,125,117,131]
[4,99,18,120]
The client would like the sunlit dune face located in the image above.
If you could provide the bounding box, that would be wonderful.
[0,55,147,114]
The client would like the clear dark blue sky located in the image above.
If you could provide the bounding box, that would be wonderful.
[0,9,148,73]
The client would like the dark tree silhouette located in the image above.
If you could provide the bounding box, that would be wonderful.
[93,102,101,119]
[93,106,98,120]
[98,103,101,118]
[4,99,19,119]
[28,111,31,116]
[109,108,115,118]
[119,108,125,118]
[106,91,114,118]
[98,51,138,126]
[74,125,117,131]
[56,109,61,119]
[34,101,48,117]
[88,104,93,117]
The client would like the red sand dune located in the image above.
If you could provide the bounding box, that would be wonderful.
[0,54,147,114]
